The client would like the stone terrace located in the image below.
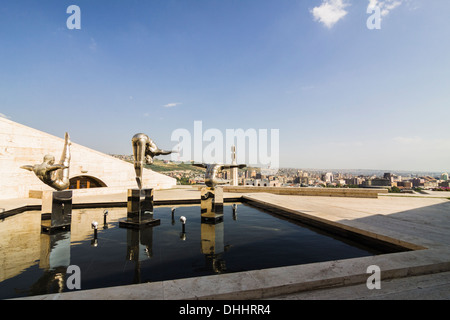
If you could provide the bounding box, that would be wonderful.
[2,187,449,300]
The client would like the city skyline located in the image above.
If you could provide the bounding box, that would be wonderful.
[1,1,449,172]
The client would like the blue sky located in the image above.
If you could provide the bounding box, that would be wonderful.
[1,0,449,172]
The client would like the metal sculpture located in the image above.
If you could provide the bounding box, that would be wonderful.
[191,163,246,188]
[21,132,71,191]
[131,133,175,189]
[20,132,72,233]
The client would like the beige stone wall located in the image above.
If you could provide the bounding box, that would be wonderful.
[222,186,388,198]
[0,117,176,200]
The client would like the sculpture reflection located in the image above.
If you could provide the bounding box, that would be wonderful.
[201,217,226,273]
[30,230,71,296]
[126,226,156,284]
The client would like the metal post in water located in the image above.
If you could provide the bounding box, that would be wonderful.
[91,221,98,247]
[180,216,186,240]
[171,207,176,225]
[103,209,109,229]
[232,203,238,220]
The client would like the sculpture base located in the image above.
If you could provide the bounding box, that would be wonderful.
[41,220,71,234]
[201,214,224,224]
[120,188,159,229]
[41,190,72,234]
[126,188,154,213]
[201,187,224,224]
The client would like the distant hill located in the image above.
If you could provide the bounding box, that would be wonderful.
[111,155,259,174]
[144,160,206,173]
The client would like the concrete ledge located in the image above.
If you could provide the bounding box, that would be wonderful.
[18,248,450,300]
[222,186,387,198]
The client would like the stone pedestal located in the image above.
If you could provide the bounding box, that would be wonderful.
[119,189,160,229]
[41,190,72,234]
[200,187,224,223]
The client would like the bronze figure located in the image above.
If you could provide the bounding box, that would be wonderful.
[132,133,175,188]
[192,163,246,188]
[21,132,71,191]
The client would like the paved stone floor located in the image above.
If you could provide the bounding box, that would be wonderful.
[2,188,450,300]
[271,271,450,300]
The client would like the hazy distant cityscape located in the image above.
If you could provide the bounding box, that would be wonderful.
[111,154,449,192]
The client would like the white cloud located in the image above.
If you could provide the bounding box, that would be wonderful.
[163,102,182,108]
[368,0,405,17]
[311,0,350,28]
[393,136,424,144]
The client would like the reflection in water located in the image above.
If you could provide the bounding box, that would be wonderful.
[200,191,227,273]
[126,225,157,284]
[0,203,388,299]
[39,231,71,270]
[91,221,99,247]
[201,220,226,274]
[29,231,71,297]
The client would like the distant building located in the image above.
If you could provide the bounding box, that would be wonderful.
[397,181,412,189]
[441,173,449,181]
[244,178,280,187]
[372,178,391,187]
[230,146,238,186]
[294,176,310,185]
[363,178,391,187]
[413,176,438,189]
[412,178,424,187]
[322,172,333,183]
[345,177,363,186]
[439,181,450,188]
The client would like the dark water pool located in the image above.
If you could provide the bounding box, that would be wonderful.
[0,203,385,299]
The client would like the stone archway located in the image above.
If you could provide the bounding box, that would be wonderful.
[69,175,107,189]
